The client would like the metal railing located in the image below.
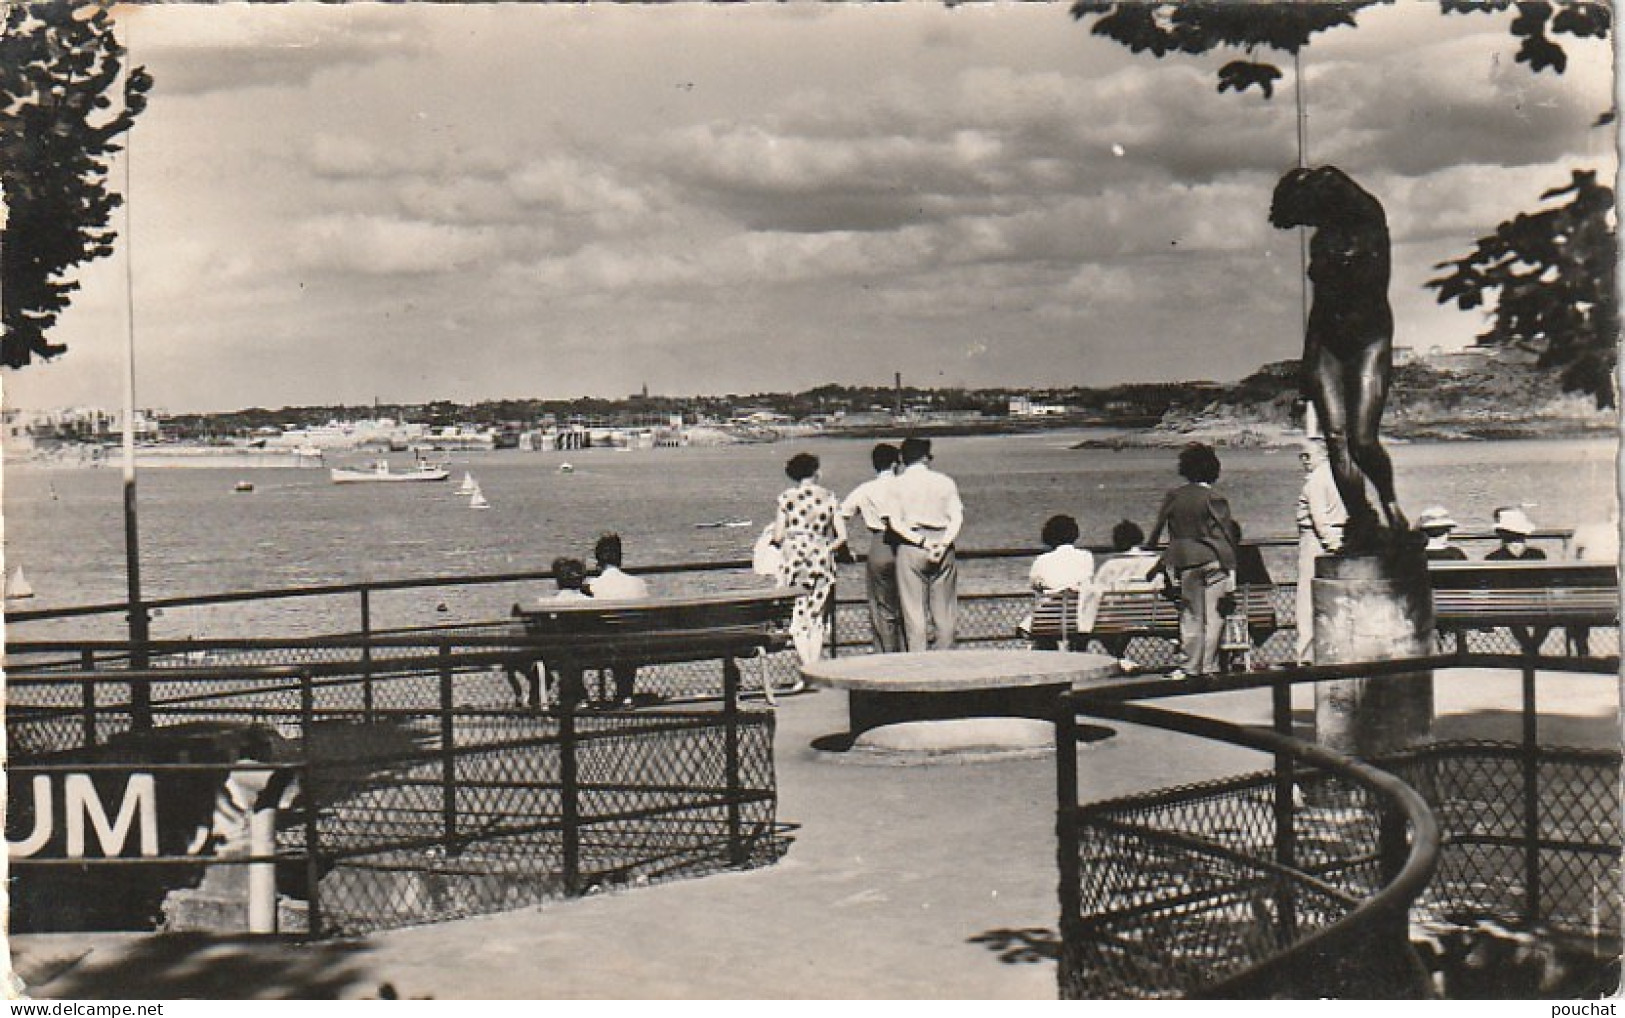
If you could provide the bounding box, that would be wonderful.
[1055,647,1621,999]
[7,654,781,938]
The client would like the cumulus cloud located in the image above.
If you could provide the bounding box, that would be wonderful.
[292,214,501,276]
[131,7,430,97]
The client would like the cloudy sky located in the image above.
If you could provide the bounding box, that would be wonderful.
[7,2,1615,412]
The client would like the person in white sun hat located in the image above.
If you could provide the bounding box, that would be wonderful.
[1417,506,1466,561]
[1486,506,1545,561]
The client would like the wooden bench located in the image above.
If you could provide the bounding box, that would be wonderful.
[509,587,799,708]
[1028,584,1278,672]
[1429,561,1618,655]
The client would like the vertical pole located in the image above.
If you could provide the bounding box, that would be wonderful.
[248,786,278,934]
[826,576,840,659]
[1054,695,1083,1000]
[1522,659,1541,923]
[1272,678,1299,947]
[439,644,456,855]
[559,695,581,894]
[723,656,744,867]
[360,589,374,723]
[80,649,98,749]
[1293,49,1312,341]
[119,70,150,725]
[300,670,322,939]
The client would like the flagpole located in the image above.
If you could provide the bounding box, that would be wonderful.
[119,19,150,726]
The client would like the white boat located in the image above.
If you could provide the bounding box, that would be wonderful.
[5,566,34,600]
[558,463,575,474]
[695,517,753,530]
[456,472,477,495]
[468,483,491,510]
[330,460,450,484]
[233,480,255,492]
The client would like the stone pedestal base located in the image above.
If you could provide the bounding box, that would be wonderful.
[1312,552,1435,758]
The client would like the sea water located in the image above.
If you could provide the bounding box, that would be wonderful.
[3,433,1615,638]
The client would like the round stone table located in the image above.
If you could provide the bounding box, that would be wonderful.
[801,649,1120,753]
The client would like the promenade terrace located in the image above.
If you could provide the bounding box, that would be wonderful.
[6,531,1619,998]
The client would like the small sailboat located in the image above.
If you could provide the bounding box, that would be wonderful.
[5,566,35,600]
[468,483,491,510]
[456,472,477,495]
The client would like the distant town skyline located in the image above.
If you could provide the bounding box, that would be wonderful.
[5,2,1613,413]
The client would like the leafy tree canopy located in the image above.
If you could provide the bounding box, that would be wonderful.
[1,3,151,368]
[1071,1,1610,96]
[1429,170,1617,406]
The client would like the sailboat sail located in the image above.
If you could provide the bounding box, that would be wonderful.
[6,566,34,599]
[457,472,477,495]
[469,484,490,510]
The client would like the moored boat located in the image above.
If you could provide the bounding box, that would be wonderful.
[695,517,753,529]
[331,460,450,484]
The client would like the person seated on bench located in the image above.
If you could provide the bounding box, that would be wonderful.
[1078,519,1158,670]
[1484,507,1551,652]
[545,557,593,709]
[1566,506,1618,655]
[1022,514,1094,649]
[589,532,650,708]
[1418,506,1467,561]
[1485,507,1545,561]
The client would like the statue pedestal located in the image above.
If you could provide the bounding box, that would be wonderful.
[1312,553,1434,758]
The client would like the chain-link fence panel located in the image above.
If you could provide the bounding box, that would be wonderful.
[1061,738,1620,999]
[1064,767,1396,999]
[293,703,780,937]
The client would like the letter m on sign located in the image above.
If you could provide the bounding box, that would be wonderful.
[65,774,158,858]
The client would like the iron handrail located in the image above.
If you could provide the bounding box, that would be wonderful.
[1060,693,1442,999]
[0,537,1318,625]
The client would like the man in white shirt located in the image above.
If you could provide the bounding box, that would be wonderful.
[590,533,650,707]
[840,443,903,652]
[889,437,963,651]
[1294,439,1347,664]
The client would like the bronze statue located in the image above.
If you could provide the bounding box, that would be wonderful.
[1270,165,1408,551]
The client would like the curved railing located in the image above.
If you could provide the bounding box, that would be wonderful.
[1055,653,1621,999]
[1057,664,1443,999]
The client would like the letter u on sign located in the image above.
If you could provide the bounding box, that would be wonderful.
[7,773,159,859]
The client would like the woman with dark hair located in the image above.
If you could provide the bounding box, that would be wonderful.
[1024,514,1095,651]
[771,452,848,673]
[1146,444,1238,680]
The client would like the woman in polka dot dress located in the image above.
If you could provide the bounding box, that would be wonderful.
[771,452,849,672]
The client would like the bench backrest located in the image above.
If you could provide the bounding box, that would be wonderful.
[1429,562,1619,626]
[1031,585,1277,639]
[514,587,799,635]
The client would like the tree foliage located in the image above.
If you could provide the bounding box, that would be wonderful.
[1071,1,1611,96]
[1428,171,1616,406]
[1,3,151,368]
[1072,0,1616,407]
